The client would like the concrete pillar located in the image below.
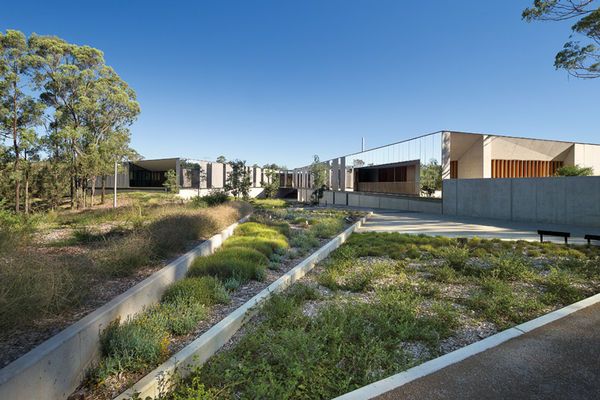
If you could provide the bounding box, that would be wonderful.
[442,131,452,180]
[414,162,421,195]
[340,157,347,191]
[199,161,208,189]
[483,135,492,178]
[254,167,262,187]
[209,162,225,189]
[224,163,232,187]
[331,158,339,190]
[175,158,181,189]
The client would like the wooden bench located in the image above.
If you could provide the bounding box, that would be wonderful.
[538,230,570,244]
[585,234,600,246]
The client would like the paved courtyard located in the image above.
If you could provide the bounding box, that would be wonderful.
[357,211,600,245]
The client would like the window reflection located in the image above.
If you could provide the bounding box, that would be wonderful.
[344,132,442,167]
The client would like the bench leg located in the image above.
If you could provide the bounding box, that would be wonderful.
[540,235,543,243]
[565,236,568,245]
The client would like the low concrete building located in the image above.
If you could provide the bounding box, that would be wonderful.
[291,131,600,198]
[96,158,279,199]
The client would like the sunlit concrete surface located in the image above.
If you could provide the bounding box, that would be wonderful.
[356,211,600,245]
[375,302,600,400]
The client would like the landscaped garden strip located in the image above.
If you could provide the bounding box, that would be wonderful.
[0,192,251,368]
[166,233,600,400]
[73,203,361,400]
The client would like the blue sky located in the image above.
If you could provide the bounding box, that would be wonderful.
[2,1,598,168]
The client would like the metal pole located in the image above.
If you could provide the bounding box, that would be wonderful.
[113,160,118,208]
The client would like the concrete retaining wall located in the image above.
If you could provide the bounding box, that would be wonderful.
[319,190,442,214]
[0,214,251,400]
[178,188,266,200]
[443,176,600,228]
[115,213,371,400]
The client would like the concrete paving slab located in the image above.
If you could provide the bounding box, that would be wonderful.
[375,303,600,400]
[357,211,600,244]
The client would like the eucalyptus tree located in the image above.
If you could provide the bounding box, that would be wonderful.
[523,1,600,78]
[225,159,252,199]
[29,34,139,208]
[81,66,140,206]
[0,30,44,212]
[29,34,103,208]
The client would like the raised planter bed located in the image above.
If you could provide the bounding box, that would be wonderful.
[164,232,600,399]
[113,212,372,400]
[0,213,251,400]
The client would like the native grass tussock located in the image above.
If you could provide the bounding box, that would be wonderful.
[0,200,251,332]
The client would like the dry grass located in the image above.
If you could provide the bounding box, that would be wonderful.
[0,201,252,332]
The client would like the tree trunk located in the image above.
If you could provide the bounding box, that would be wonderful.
[71,139,77,209]
[82,180,87,209]
[70,175,75,209]
[91,176,96,208]
[101,176,106,204]
[24,167,29,214]
[13,82,20,213]
[75,178,81,210]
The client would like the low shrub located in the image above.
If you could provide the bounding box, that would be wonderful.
[95,318,169,381]
[199,190,230,207]
[223,236,288,257]
[289,230,320,256]
[145,299,207,336]
[489,252,534,281]
[251,198,288,209]
[189,196,208,208]
[169,376,221,400]
[541,268,584,305]
[310,217,345,238]
[188,247,268,282]
[430,264,458,283]
[466,278,544,329]
[318,256,403,292]
[437,246,470,272]
[162,276,230,306]
[0,207,35,252]
[235,222,286,239]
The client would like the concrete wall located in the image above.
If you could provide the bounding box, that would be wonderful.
[443,176,600,228]
[489,136,572,161]
[208,163,224,188]
[573,143,600,175]
[461,135,485,178]
[179,188,266,200]
[319,190,442,214]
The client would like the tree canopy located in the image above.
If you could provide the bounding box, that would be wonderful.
[556,164,594,176]
[420,160,442,197]
[523,1,600,78]
[0,30,140,212]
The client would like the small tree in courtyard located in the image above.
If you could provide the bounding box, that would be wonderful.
[556,164,594,176]
[261,164,281,198]
[309,155,329,204]
[420,160,442,197]
[163,169,179,193]
[225,159,251,199]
